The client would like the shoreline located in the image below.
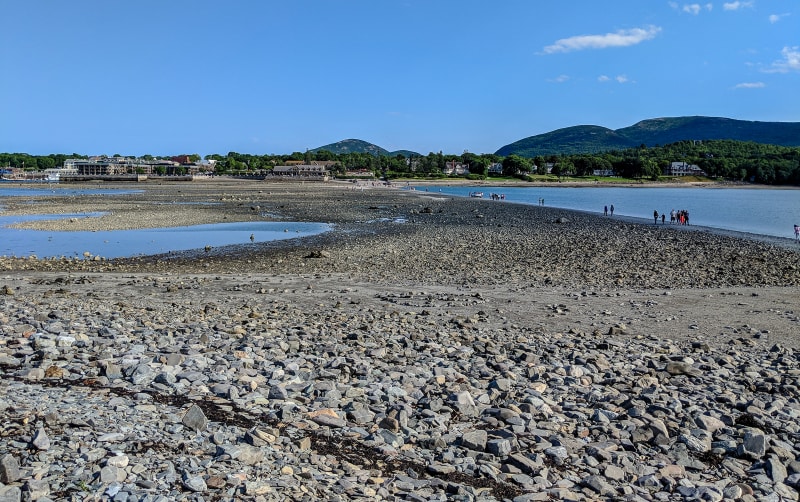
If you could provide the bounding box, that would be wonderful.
[2,179,797,249]
[2,180,800,500]
[392,177,800,189]
[0,180,798,288]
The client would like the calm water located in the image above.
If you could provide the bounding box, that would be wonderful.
[415,185,800,240]
[0,214,331,258]
[0,186,331,257]
[0,185,140,197]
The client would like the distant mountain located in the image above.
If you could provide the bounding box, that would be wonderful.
[496,116,800,157]
[311,139,388,156]
[311,139,420,157]
[388,149,422,158]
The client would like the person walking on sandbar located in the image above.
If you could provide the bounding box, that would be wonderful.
[653,210,659,224]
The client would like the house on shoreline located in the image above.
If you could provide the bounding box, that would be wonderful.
[666,161,707,176]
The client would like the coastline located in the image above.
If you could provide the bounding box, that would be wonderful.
[1,180,798,284]
[2,180,800,500]
[394,177,800,189]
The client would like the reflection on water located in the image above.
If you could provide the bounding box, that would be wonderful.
[0,214,331,258]
[0,186,141,197]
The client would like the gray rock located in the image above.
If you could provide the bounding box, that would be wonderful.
[31,428,50,450]
[182,404,208,431]
[0,454,20,484]
[487,438,512,457]
[665,361,700,376]
[677,486,723,502]
[104,363,123,379]
[216,444,265,465]
[428,463,456,475]
[581,475,618,497]
[182,473,207,492]
[544,446,568,462]
[24,479,50,500]
[740,430,768,459]
[0,486,22,502]
[767,456,788,484]
[460,430,488,451]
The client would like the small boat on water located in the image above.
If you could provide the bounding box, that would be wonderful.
[469,191,484,198]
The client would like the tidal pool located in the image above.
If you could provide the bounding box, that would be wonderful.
[0,214,331,258]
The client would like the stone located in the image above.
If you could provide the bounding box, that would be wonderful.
[0,454,21,484]
[740,430,768,459]
[695,414,725,433]
[428,463,456,475]
[106,455,129,468]
[604,464,625,481]
[182,404,208,431]
[216,444,265,465]
[487,438,512,457]
[31,428,50,450]
[182,474,207,492]
[24,480,49,500]
[0,486,22,502]
[460,430,488,451]
[767,456,788,484]
[581,475,618,497]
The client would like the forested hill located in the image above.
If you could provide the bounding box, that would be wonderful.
[310,139,419,157]
[496,116,800,157]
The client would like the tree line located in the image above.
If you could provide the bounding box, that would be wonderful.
[3,139,799,185]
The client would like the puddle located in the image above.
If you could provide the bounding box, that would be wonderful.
[0,186,141,197]
[0,214,331,258]
[364,217,408,224]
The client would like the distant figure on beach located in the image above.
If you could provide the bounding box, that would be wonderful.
[795,224,799,241]
[670,209,676,224]
[653,210,659,224]
[662,213,666,224]
[604,205,608,216]
[610,205,614,216]
[250,233,255,243]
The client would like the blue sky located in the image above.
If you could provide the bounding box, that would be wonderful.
[1,1,798,157]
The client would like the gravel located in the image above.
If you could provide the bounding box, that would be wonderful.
[1,180,799,501]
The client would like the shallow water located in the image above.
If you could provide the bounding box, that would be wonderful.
[0,185,141,197]
[0,214,331,258]
[418,185,800,240]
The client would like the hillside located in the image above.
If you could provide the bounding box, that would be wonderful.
[496,116,800,157]
[311,139,420,157]
[495,125,636,157]
[311,139,389,156]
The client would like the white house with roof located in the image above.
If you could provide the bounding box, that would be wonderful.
[666,161,706,176]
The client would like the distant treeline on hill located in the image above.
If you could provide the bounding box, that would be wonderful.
[3,139,799,185]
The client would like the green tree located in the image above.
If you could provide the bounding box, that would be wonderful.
[502,155,531,176]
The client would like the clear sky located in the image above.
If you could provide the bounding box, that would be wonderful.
[1,1,798,157]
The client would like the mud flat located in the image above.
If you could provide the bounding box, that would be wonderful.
[1,180,800,501]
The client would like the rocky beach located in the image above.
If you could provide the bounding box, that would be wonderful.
[1,180,800,501]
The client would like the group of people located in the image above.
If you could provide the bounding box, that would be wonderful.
[651,209,690,225]
[603,205,614,216]
[669,209,690,225]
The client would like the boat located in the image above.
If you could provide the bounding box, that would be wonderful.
[469,191,484,198]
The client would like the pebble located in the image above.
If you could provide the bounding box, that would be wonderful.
[0,183,799,501]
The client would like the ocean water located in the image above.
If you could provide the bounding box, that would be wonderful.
[0,214,331,258]
[0,186,331,257]
[416,185,800,240]
[0,185,140,197]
